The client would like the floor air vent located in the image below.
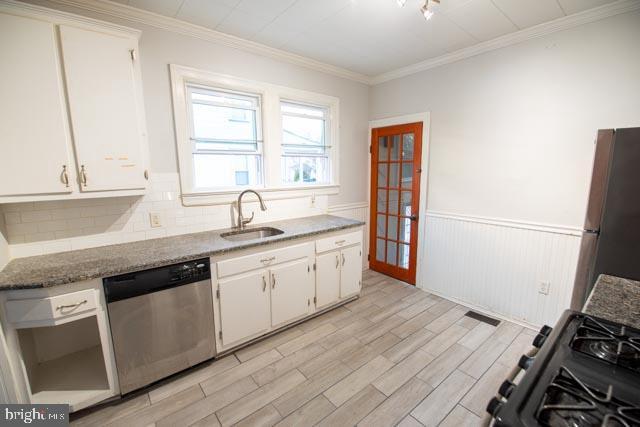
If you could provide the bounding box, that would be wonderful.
[464,311,501,327]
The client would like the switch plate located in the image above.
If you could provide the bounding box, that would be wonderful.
[539,281,550,295]
[149,213,162,228]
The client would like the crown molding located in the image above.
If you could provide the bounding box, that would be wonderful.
[44,0,372,85]
[371,0,640,85]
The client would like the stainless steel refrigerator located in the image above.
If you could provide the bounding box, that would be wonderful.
[571,127,640,309]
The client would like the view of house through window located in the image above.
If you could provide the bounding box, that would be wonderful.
[281,101,330,185]
[187,85,262,189]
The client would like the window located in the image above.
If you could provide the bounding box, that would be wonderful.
[171,65,340,204]
[187,85,262,189]
[281,101,330,185]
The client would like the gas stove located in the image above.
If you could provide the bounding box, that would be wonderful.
[486,310,640,427]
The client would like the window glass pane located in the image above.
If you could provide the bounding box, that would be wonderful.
[376,238,386,262]
[378,137,388,161]
[390,135,401,160]
[377,164,388,187]
[281,156,328,184]
[402,134,414,160]
[387,241,398,265]
[376,214,386,237]
[282,115,324,150]
[388,190,399,214]
[281,102,325,118]
[401,163,413,188]
[399,217,411,243]
[191,89,256,109]
[399,244,410,269]
[192,104,257,144]
[389,163,399,188]
[193,154,261,188]
[401,191,412,216]
[377,189,387,213]
[387,216,398,240]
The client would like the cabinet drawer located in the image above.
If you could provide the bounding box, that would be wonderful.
[217,242,313,279]
[316,230,362,254]
[5,289,97,326]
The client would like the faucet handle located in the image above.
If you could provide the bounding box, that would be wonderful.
[242,211,255,226]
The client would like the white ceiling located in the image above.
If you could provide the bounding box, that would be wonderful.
[113,0,617,76]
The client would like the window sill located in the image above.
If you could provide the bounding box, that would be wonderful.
[181,184,339,206]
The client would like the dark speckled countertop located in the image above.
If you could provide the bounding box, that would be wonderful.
[584,274,640,329]
[0,215,364,290]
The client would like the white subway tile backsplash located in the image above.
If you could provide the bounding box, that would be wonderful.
[21,210,52,223]
[4,212,21,225]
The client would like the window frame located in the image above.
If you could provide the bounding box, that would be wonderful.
[170,64,339,206]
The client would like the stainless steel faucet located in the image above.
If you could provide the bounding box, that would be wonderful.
[236,189,267,229]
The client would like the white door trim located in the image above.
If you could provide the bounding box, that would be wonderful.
[368,112,431,288]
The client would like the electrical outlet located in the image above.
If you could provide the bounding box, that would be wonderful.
[149,213,162,228]
[539,281,550,295]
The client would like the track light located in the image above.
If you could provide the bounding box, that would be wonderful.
[397,0,407,6]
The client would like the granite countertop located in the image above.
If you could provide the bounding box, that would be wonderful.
[584,274,640,329]
[0,215,364,290]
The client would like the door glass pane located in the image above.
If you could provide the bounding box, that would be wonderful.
[390,135,400,160]
[387,241,398,265]
[387,216,398,241]
[399,244,410,269]
[377,189,387,212]
[399,217,411,243]
[388,190,399,214]
[377,163,388,187]
[401,191,412,216]
[401,163,413,189]
[402,134,414,160]
[376,214,386,237]
[389,163,399,188]
[376,238,385,262]
[378,136,388,161]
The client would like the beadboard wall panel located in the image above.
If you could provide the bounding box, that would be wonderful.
[422,212,581,327]
[327,202,369,270]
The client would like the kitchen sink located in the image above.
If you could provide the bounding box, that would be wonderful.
[220,227,285,242]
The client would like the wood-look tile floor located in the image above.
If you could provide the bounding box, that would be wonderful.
[72,270,536,427]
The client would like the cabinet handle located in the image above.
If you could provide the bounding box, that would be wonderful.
[335,239,346,246]
[335,255,340,269]
[61,165,69,187]
[262,276,267,292]
[272,274,276,289]
[80,165,88,187]
[56,299,87,312]
[342,253,346,266]
[260,256,276,264]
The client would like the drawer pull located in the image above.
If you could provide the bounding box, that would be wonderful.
[335,239,346,246]
[56,300,87,313]
[260,256,276,264]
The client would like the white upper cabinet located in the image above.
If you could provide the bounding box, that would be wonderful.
[0,2,149,203]
[0,13,74,197]
[59,25,147,192]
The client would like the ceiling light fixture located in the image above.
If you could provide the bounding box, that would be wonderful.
[397,0,407,6]
[420,0,440,20]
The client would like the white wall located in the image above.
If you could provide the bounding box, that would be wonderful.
[0,0,369,259]
[370,11,640,326]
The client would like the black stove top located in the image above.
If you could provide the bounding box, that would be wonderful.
[487,310,640,427]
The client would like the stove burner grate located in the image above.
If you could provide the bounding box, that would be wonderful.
[536,366,640,427]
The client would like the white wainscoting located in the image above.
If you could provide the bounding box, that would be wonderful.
[327,202,369,270]
[422,211,582,328]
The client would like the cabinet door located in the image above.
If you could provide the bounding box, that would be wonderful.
[340,245,362,298]
[0,13,73,197]
[270,258,312,327]
[315,251,341,309]
[218,270,270,347]
[59,25,147,192]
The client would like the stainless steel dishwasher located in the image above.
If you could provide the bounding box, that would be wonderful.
[103,258,216,394]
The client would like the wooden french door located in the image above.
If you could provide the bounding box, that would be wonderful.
[369,122,423,284]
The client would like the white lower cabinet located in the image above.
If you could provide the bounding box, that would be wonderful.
[315,251,341,309]
[340,245,363,298]
[217,270,270,347]
[270,259,313,327]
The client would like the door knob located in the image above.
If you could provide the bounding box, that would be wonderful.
[409,215,418,221]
